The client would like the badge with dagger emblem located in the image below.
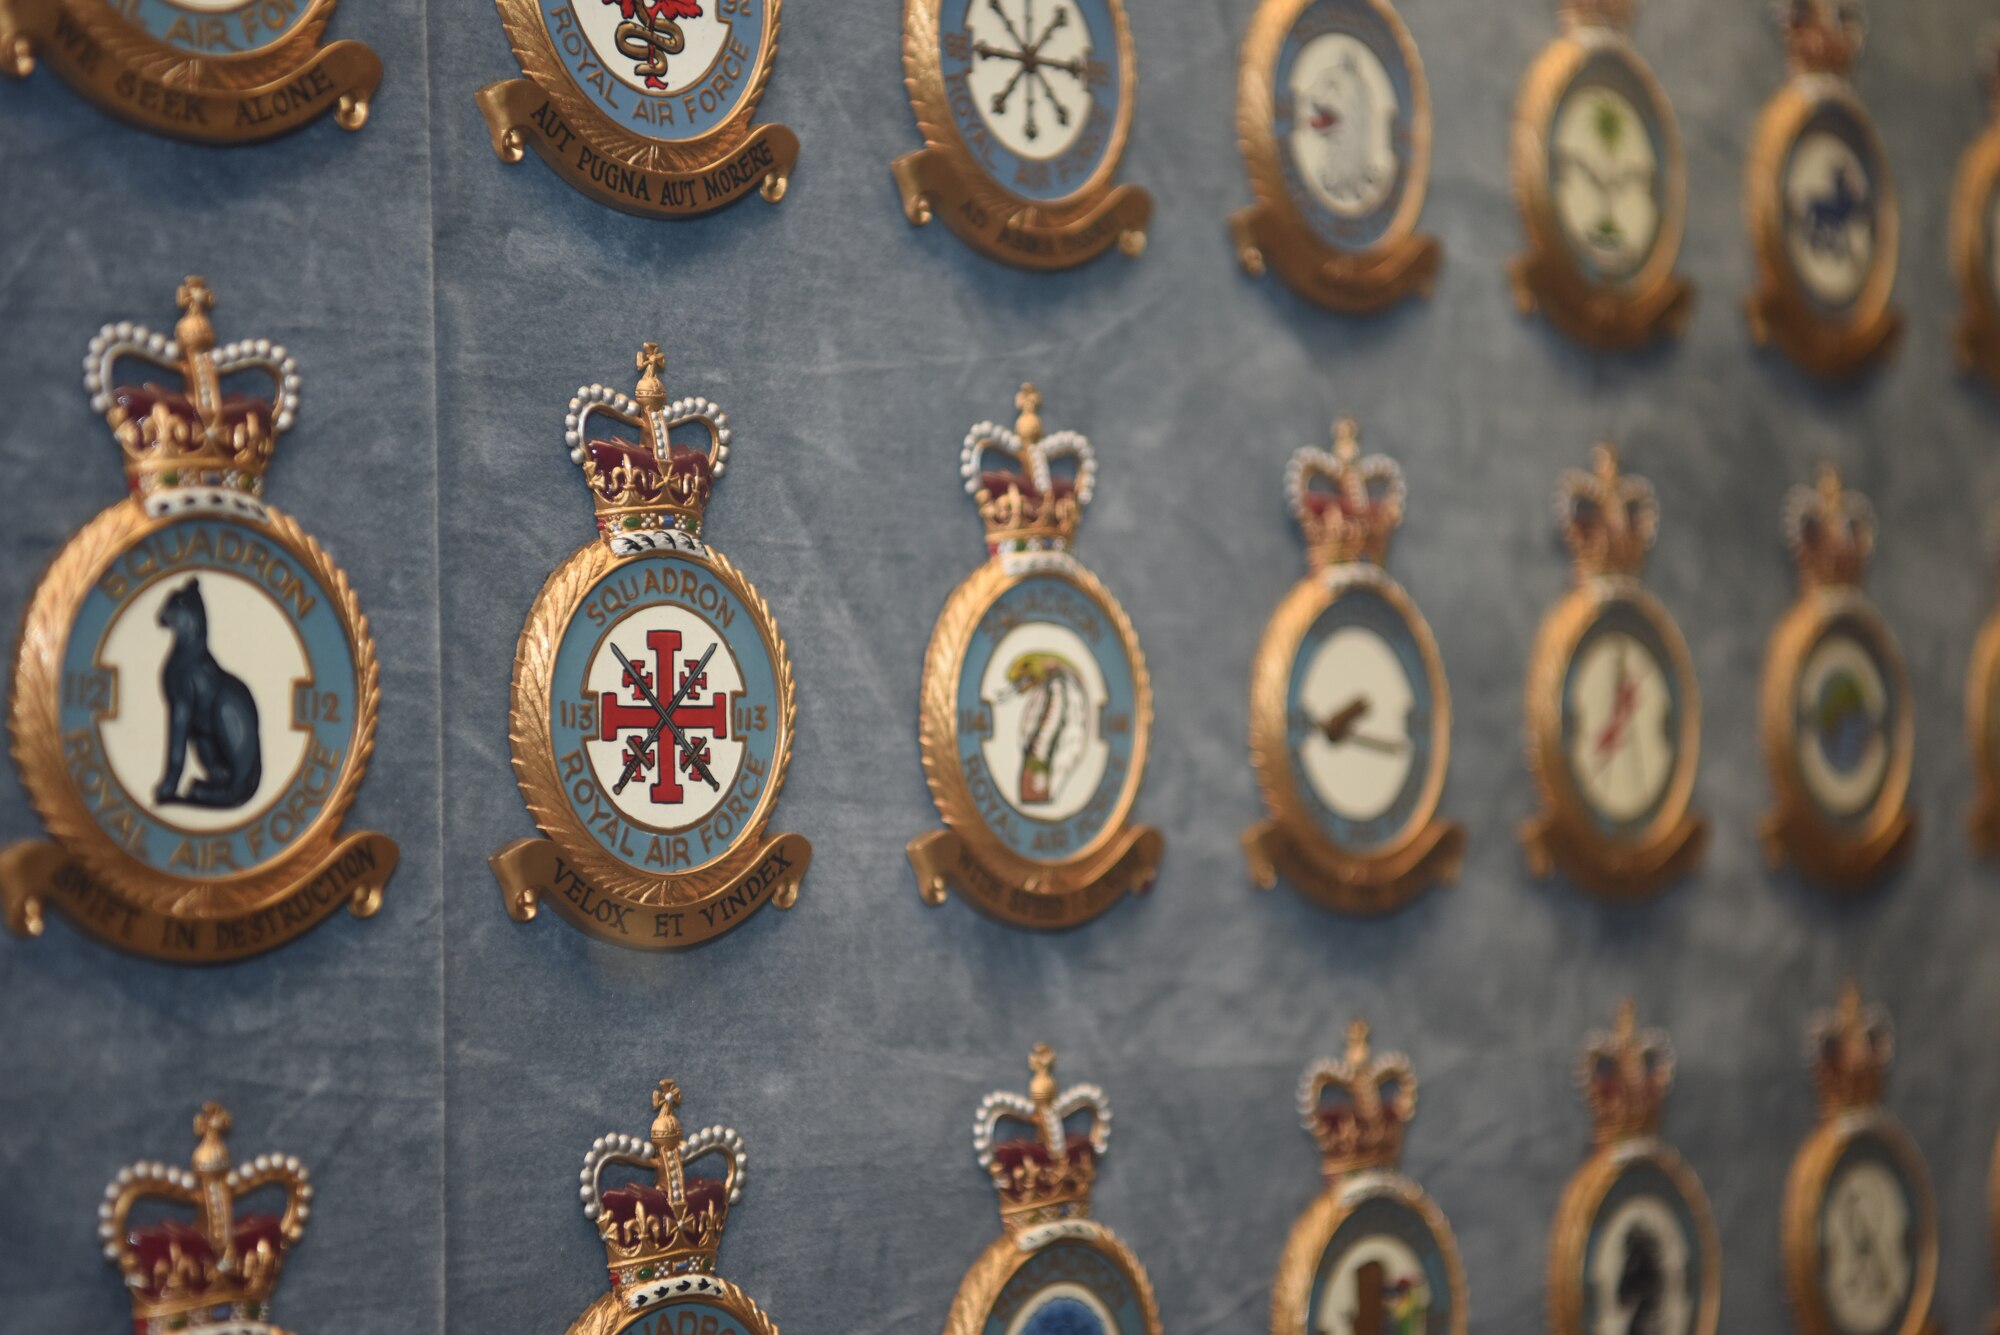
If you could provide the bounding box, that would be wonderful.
[491,342,808,948]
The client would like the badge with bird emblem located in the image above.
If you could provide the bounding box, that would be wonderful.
[1759,466,1912,891]
[1745,0,1901,378]
[1230,0,1439,313]
[1273,1021,1467,1335]
[1951,44,2000,392]
[477,0,797,217]
[1547,1003,1719,1335]
[490,342,808,949]
[1508,0,1692,348]
[0,0,380,141]
[1244,419,1461,916]
[943,1045,1162,1335]
[0,278,398,963]
[909,385,1160,929]
[892,0,1152,268]
[1521,446,1704,901]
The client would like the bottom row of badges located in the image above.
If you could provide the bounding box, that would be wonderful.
[95,988,1935,1335]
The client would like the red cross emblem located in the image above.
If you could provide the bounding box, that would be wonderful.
[599,628,729,804]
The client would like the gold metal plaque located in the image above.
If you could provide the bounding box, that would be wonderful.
[1245,420,1462,914]
[1758,466,1913,890]
[1952,52,2000,391]
[0,278,397,962]
[1521,446,1704,900]
[1744,0,1900,378]
[1968,519,2000,855]
[909,386,1160,929]
[492,342,808,949]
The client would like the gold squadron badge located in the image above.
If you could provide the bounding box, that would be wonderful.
[1783,987,1938,1335]
[99,1102,314,1335]
[1744,0,1901,378]
[1759,467,1912,891]
[492,344,806,949]
[1508,0,1692,349]
[892,0,1151,268]
[1521,446,1704,901]
[1274,1021,1468,1335]
[1967,505,2000,855]
[944,1045,1163,1335]
[909,386,1160,929]
[477,0,796,217]
[0,0,380,141]
[1951,46,2000,391]
[1245,420,1461,915]
[567,1076,777,1335]
[1,278,397,963]
[1547,1003,1719,1335]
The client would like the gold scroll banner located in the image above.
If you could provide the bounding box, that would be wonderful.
[908,825,1162,929]
[491,832,810,948]
[1242,818,1462,917]
[1,0,381,140]
[474,79,797,218]
[1230,204,1440,315]
[0,832,396,962]
[893,147,1151,270]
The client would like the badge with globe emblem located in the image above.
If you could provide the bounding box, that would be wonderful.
[1744,0,1902,378]
[1758,466,1912,891]
[1271,1021,1467,1335]
[1782,987,1938,1335]
[908,385,1160,930]
[491,342,808,949]
[1508,0,1692,348]
[477,0,797,217]
[0,278,398,963]
[942,1045,1162,1335]
[0,0,380,141]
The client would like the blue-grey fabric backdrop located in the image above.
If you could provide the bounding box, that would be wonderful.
[4,0,2000,1330]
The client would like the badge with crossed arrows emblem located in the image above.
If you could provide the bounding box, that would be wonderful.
[492,342,807,949]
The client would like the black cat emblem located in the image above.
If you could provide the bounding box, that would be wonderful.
[154,578,263,809]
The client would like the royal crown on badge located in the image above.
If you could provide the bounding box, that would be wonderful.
[1555,446,1658,579]
[1287,419,1406,570]
[1784,465,1875,588]
[88,277,300,501]
[571,343,731,540]
[1780,0,1863,75]
[100,1103,311,1335]
[974,1044,1111,1230]
[1298,1020,1417,1178]
[1558,0,1635,29]
[961,386,1095,556]
[570,1078,775,1334]
[1808,983,1893,1114]
[1581,1000,1675,1142]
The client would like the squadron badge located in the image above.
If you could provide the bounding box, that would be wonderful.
[908,385,1160,929]
[566,1075,777,1335]
[892,0,1151,268]
[0,0,380,141]
[492,342,807,949]
[1230,0,1440,312]
[943,1045,1162,1335]
[1245,420,1461,914]
[1745,0,1900,378]
[0,278,397,963]
[477,0,796,217]
[1951,45,2000,391]
[99,1102,314,1335]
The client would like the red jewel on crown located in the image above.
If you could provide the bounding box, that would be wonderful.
[568,342,732,538]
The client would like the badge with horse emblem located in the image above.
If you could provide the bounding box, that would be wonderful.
[99,1101,313,1335]
[1951,44,2000,392]
[0,0,380,141]
[0,278,398,963]
[1230,0,1439,312]
[566,1075,776,1335]
[1783,987,1939,1335]
[1521,446,1705,901]
[1548,1003,1719,1335]
[1745,0,1901,378]
[476,0,796,217]
[491,343,807,949]
[892,0,1151,268]
[1759,467,1913,891]
[1245,420,1461,915]
[943,1045,1162,1335]
[1273,1021,1467,1335]
[1508,0,1692,348]
[908,385,1160,929]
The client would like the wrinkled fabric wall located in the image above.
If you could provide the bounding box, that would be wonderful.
[5,0,2000,1330]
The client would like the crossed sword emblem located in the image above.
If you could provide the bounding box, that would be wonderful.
[610,640,722,796]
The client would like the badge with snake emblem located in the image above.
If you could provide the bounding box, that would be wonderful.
[0,278,398,963]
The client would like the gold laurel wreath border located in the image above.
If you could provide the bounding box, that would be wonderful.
[564,1275,779,1335]
[1781,1109,1938,1335]
[1545,1140,1720,1335]
[1270,1175,1468,1335]
[943,1222,1161,1335]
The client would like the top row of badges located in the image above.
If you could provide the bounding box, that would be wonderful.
[9,0,2000,377]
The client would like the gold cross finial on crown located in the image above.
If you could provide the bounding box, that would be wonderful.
[1015,384,1045,446]
[635,341,668,411]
